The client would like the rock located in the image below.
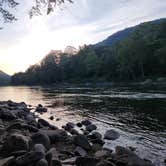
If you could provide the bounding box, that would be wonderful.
[35,105,47,113]
[74,146,87,157]
[73,135,91,151]
[97,160,116,166]
[66,122,75,128]
[104,129,120,140]
[7,122,38,132]
[15,151,45,165]
[11,150,27,157]
[0,156,15,166]
[95,150,112,158]
[141,79,153,87]
[91,144,102,152]
[157,77,166,82]
[91,138,105,146]
[88,132,102,140]
[114,146,154,166]
[46,148,61,166]
[36,159,48,166]
[38,119,50,128]
[81,120,92,126]
[82,130,90,136]
[70,129,79,135]
[76,123,82,128]
[49,116,54,120]
[31,132,50,149]
[40,129,68,143]
[86,124,97,132]
[75,157,99,166]
[34,144,46,155]
[0,109,16,120]
[1,133,29,156]
[62,157,77,165]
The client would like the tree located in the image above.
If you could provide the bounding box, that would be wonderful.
[0,0,73,26]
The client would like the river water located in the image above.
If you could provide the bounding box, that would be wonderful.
[0,85,166,165]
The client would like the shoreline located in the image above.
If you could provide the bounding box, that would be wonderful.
[0,100,162,166]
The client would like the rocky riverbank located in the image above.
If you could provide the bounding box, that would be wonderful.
[0,100,156,166]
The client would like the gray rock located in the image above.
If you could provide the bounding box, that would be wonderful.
[31,132,50,149]
[74,146,87,157]
[16,151,45,165]
[86,124,97,132]
[0,109,16,120]
[46,148,61,166]
[66,122,75,128]
[1,133,29,155]
[36,159,48,166]
[62,157,77,165]
[40,129,68,143]
[104,129,120,140]
[114,146,154,166]
[38,119,50,128]
[0,156,15,166]
[73,135,91,151]
[95,149,112,158]
[34,144,46,155]
[88,132,102,140]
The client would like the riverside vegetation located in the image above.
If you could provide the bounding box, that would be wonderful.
[0,100,157,166]
[11,18,166,85]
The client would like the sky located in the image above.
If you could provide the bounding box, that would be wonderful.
[0,0,166,75]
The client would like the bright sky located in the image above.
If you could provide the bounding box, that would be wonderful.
[0,0,166,75]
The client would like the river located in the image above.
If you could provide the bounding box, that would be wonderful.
[0,85,166,165]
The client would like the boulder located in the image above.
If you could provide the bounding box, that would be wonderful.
[104,129,120,140]
[73,135,91,151]
[86,124,97,132]
[31,132,50,149]
[38,119,50,128]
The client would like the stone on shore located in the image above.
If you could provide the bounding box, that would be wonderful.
[73,135,91,151]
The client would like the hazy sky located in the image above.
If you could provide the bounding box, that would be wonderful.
[0,0,166,75]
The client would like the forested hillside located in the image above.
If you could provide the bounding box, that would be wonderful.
[12,18,166,85]
[0,70,10,85]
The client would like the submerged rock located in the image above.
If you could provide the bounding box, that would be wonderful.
[81,120,92,126]
[104,129,120,140]
[35,105,47,113]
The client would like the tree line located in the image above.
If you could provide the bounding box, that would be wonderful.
[12,19,166,85]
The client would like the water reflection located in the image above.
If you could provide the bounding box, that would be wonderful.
[0,85,166,165]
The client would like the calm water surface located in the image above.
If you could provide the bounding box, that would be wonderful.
[0,85,166,165]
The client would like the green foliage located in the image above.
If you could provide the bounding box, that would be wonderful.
[11,19,166,85]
